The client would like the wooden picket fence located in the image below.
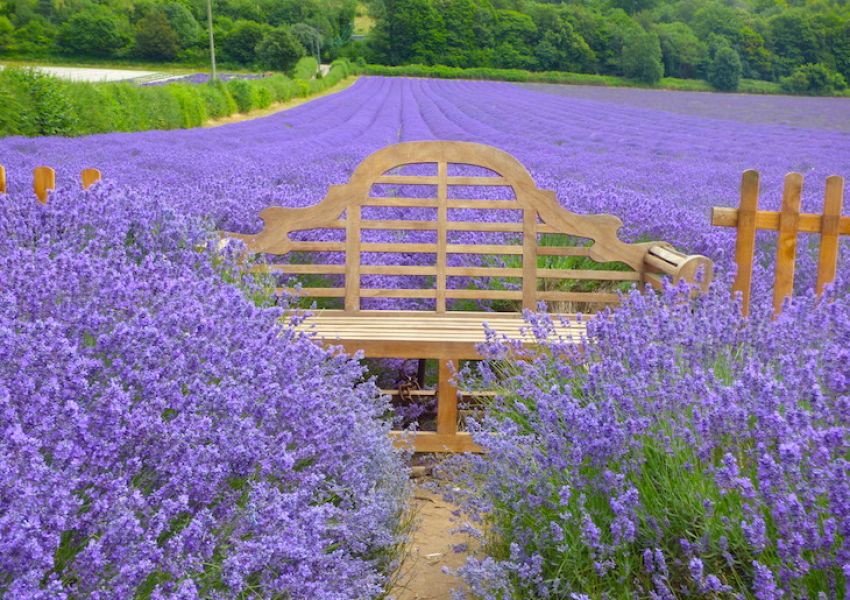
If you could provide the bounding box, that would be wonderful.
[712,170,847,317]
[0,165,101,202]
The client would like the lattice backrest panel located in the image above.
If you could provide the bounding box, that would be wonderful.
[231,141,658,313]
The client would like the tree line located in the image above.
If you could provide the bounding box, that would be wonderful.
[1,0,849,94]
[0,0,354,72]
[362,0,850,93]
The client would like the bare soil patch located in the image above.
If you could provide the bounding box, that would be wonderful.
[392,484,472,600]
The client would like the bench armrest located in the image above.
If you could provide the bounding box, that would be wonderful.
[643,245,713,292]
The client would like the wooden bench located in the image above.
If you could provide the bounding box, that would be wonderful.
[225,141,712,452]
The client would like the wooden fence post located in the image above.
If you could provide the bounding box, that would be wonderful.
[817,175,845,296]
[0,165,6,194]
[773,173,803,315]
[33,166,55,204]
[733,170,760,317]
[81,168,102,190]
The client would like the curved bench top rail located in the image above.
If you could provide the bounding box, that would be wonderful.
[229,141,655,265]
[226,141,710,313]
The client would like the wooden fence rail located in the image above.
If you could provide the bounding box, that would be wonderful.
[712,169,847,317]
[0,165,101,202]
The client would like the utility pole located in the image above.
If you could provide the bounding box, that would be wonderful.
[206,0,218,81]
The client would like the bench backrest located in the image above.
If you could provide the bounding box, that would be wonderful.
[227,141,710,313]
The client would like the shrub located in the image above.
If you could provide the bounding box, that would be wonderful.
[293,56,319,80]
[0,67,77,136]
[0,184,410,599]
[442,279,850,600]
[620,30,664,85]
[256,26,306,74]
[226,77,256,112]
[780,63,848,95]
[708,45,742,92]
[134,10,181,61]
[196,81,237,119]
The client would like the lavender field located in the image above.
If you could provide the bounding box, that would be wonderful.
[2,76,849,295]
[2,77,850,599]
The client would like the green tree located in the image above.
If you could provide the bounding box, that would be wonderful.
[768,11,820,75]
[291,22,322,64]
[655,21,705,79]
[492,9,536,69]
[0,15,16,53]
[707,45,742,91]
[433,0,478,67]
[220,19,270,64]
[832,20,850,82]
[135,11,180,60]
[12,16,55,56]
[691,4,742,42]
[780,62,847,94]
[255,26,306,72]
[737,26,773,80]
[160,2,201,48]
[620,28,663,83]
[369,0,446,65]
[56,7,129,57]
[528,5,595,73]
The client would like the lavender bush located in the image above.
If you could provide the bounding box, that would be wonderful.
[440,280,850,599]
[0,184,410,599]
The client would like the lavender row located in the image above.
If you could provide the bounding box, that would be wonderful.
[440,278,850,599]
[0,183,409,598]
[1,76,846,302]
[143,73,265,86]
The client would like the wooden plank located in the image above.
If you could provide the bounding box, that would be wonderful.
[522,209,537,310]
[447,221,525,233]
[0,164,5,194]
[33,166,55,204]
[374,175,510,186]
[277,287,345,297]
[735,170,759,317]
[816,175,845,296]
[538,291,620,304]
[773,172,803,315]
[537,268,640,281]
[436,359,458,437]
[373,175,440,185]
[711,207,850,235]
[446,266,522,278]
[361,219,439,231]
[251,264,346,275]
[290,241,346,252]
[361,242,438,253]
[361,265,438,276]
[445,243,524,255]
[345,204,362,313]
[365,197,439,208]
[389,431,482,453]
[81,168,101,190]
[446,199,521,210]
[437,161,448,313]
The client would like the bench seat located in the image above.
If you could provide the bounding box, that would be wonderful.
[293,310,585,359]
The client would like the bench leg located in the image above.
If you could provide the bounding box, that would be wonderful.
[436,359,458,437]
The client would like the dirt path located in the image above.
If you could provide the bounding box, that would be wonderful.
[392,485,472,600]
